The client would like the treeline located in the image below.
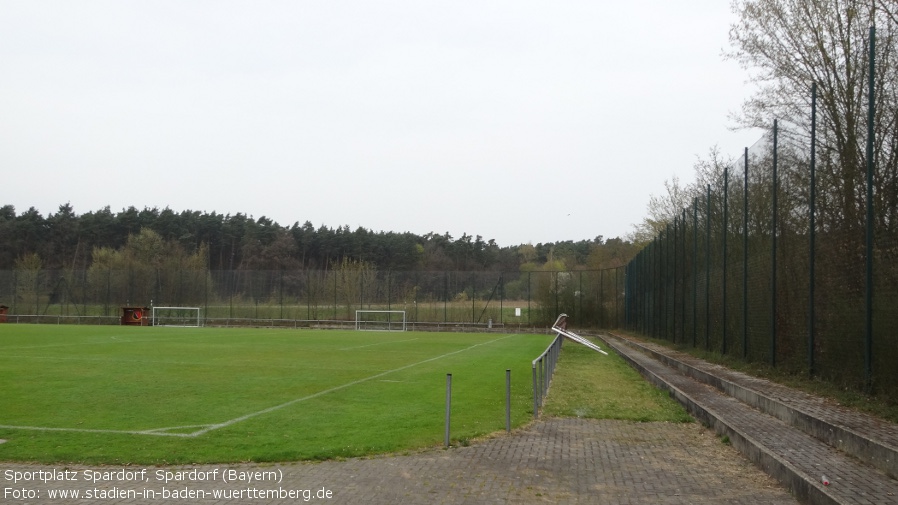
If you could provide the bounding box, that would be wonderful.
[0,204,637,273]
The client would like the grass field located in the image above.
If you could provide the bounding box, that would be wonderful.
[0,325,691,465]
[0,325,557,464]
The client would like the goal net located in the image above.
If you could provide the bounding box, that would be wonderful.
[152,306,202,327]
[355,310,407,331]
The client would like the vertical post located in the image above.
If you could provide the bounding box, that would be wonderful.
[672,217,678,343]
[445,373,452,447]
[506,369,511,432]
[638,245,644,330]
[276,267,284,319]
[642,247,647,333]
[104,269,110,316]
[578,271,582,327]
[771,119,779,367]
[500,274,504,325]
[693,198,698,347]
[554,272,559,317]
[615,266,619,328]
[706,184,711,351]
[809,82,817,375]
[744,147,750,360]
[532,364,538,418]
[205,270,210,324]
[653,238,658,339]
[472,273,476,323]
[600,269,605,329]
[865,26,875,391]
[624,264,630,328]
[650,232,658,335]
[527,271,532,326]
[682,208,687,342]
[659,223,670,339]
[723,166,729,355]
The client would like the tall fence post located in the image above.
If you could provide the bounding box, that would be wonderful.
[705,184,711,351]
[600,269,606,329]
[660,224,670,339]
[864,25,875,392]
[743,147,749,360]
[681,208,687,343]
[809,82,817,375]
[693,198,698,347]
[771,119,778,367]
[723,166,729,355]
[672,218,678,343]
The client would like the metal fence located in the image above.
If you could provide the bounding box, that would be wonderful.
[624,89,898,400]
[0,267,627,330]
[532,333,564,417]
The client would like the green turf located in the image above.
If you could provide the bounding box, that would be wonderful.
[0,325,691,465]
[540,337,693,422]
[0,325,551,464]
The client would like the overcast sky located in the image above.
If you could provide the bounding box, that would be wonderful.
[1,1,762,247]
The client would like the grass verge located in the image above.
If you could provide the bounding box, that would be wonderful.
[540,338,692,423]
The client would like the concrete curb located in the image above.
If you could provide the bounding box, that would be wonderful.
[607,333,898,480]
[596,334,846,505]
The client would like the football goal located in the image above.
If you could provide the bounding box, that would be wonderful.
[355,310,407,331]
[152,306,203,327]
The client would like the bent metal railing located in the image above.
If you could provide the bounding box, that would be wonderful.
[532,314,610,418]
[532,333,563,418]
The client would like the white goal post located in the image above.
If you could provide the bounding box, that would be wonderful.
[355,310,407,331]
[152,306,203,327]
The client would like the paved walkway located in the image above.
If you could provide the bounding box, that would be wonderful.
[2,418,796,504]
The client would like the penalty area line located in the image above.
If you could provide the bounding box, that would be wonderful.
[187,334,517,437]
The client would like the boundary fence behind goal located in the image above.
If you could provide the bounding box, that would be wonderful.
[0,267,627,330]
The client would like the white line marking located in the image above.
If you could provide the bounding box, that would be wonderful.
[339,337,419,350]
[0,334,517,438]
[0,424,197,438]
[0,334,204,351]
[0,354,310,370]
[187,334,515,437]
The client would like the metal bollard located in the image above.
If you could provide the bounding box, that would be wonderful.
[506,369,511,432]
[445,373,452,447]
